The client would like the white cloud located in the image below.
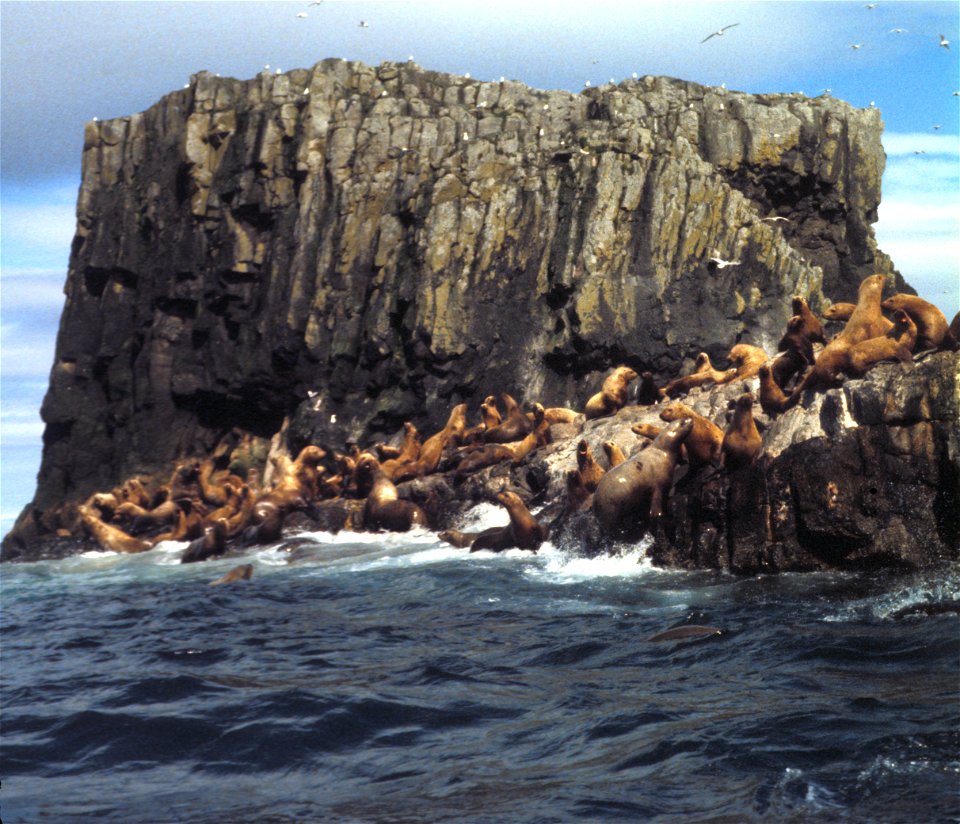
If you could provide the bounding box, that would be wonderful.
[1,268,67,311]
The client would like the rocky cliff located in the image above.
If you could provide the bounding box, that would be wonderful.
[8,58,911,548]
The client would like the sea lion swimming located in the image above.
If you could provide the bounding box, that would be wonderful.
[592,417,694,540]
[209,564,254,586]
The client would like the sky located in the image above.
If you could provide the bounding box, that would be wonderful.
[1,0,958,537]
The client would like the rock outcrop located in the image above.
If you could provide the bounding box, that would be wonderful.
[5,58,916,557]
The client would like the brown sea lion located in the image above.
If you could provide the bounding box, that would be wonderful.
[438,529,479,549]
[566,469,593,511]
[950,312,959,345]
[791,295,826,344]
[602,441,628,468]
[413,404,469,476]
[659,401,723,469]
[78,503,154,554]
[846,309,917,377]
[115,499,180,533]
[380,422,421,481]
[634,371,665,406]
[482,395,531,444]
[584,366,638,419]
[576,440,606,492]
[789,274,891,401]
[356,454,428,532]
[630,422,662,439]
[453,443,515,479]
[209,564,254,586]
[470,490,549,553]
[241,500,289,546]
[592,417,694,539]
[663,353,736,398]
[880,293,950,352]
[777,316,815,368]
[758,365,790,416]
[726,344,769,380]
[822,302,856,322]
[721,393,762,470]
[181,518,228,564]
[543,407,579,425]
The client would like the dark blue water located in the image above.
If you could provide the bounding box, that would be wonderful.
[2,509,959,823]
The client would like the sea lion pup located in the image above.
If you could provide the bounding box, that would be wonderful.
[846,309,917,377]
[725,344,769,380]
[380,422,422,481]
[603,440,628,468]
[181,518,228,564]
[788,273,891,402]
[663,353,736,398]
[634,371,665,406]
[721,393,762,470]
[576,440,606,492]
[470,490,549,553]
[757,365,791,416]
[592,417,694,540]
[659,401,723,469]
[880,293,951,352]
[482,394,532,444]
[584,366,638,419]
[78,503,154,554]
[209,564,254,586]
[791,295,826,345]
[412,403,468,475]
[355,454,428,532]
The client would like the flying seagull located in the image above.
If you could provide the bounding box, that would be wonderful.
[296,12,308,18]
[850,43,862,50]
[939,34,950,49]
[709,255,741,269]
[701,23,739,43]
[933,124,943,130]
[359,20,369,28]
[864,3,877,8]
[761,216,790,223]
[890,28,907,34]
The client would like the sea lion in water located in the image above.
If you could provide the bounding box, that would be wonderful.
[659,401,723,469]
[880,293,951,352]
[592,417,694,540]
[647,625,723,642]
[584,366,638,419]
[78,503,154,554]
[181,518,228,564]
[846,309,917,376]
[726,344,769,380]
[721,393,762,470]
[209,564,254,586]
[356,454,428,532]
[470,490,549,553]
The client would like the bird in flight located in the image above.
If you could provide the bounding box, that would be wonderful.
[359,20,369,28]
[864,3,877,8]
[709,255,741,269]
[701,23,739,43]
[939,34,950,49]
[761,216,790,223]
[889,28,907,34]
[850,43,862,50]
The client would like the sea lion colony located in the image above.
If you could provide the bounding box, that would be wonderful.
[71,279,957,563]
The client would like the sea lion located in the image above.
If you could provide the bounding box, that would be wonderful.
[240,499,289,546]
[846,308,917,376]
[950,312,959,345]
[880,293,951,352]
[181,518,228,564]
[721,393,762,470]
[543,406,579,425]
[647,625,722,642]
[356,454,428,532]
[470,490,549,553]
[630,422,662,439]
[789,273,891,401]
[413,404,468,475]
[602,440,628,468]
[78,503,154,554]
[380,421,421,481]
[663,353,736,397]
[566,469,593,511]
[438,529,479,549]
[822,302,856,322]
[791,295,826,345]
[584,366,638,419]
[592,417,694,539]
[757,365,790,416]
[115,499,180,534]
[634,371,665,406]
[453,443,514,479]
[209,564,254,586]
[482,395,531,444]
[576,440,606,491]
[777,316,814,369]
[659,401,723,469]
[726,344,769,380]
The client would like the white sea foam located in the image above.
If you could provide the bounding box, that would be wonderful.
[527,539,655,584]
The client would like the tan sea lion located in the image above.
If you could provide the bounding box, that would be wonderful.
[470,490,549,553]
[576,440,606,492]
[592,417,694,539]
[482,395,531,444]
[726,344,769,380]
[663,353,736,397]
[659,401,723,469]
[209,564,254,586]
[584,366,638,419]
[602,441,628,468]
[181,518,228,564]
[822,302,856,322]
[78,504,154,554]
[630,422,662,439]
[721,393,762,470]
[413,404,468,475]
[356,454,428,532]
[758,365,790,416]
[543,407,579,424]
[380,422,421,481]
[846,309,917,376]
[880,293,950,351]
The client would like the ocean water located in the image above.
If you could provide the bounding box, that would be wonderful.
[2,503,958,823]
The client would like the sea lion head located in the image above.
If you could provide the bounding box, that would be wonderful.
[659,401,694,423]
[296,445,327,466]
[614,366,639,382]
[657,417,694,449]
[694,352,710,369]
[734,392,755,412]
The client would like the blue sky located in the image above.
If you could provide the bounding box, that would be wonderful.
[1,0,958,537]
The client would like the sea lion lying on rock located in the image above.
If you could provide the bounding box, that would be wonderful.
[584,366,638,419]
[470,490,549,553]
[355,454,428,532]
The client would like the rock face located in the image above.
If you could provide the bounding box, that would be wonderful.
[7,59,913,553]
